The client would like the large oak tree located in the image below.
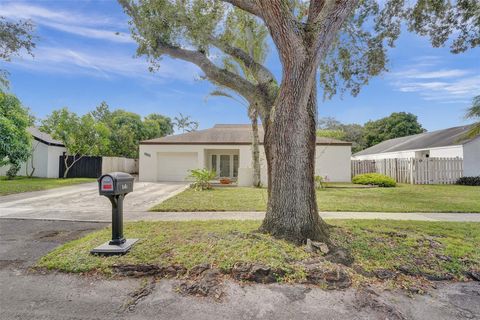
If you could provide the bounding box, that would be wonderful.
[120,0,480,244]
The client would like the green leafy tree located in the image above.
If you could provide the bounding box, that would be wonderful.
[0,17,36,88]
[91,101,112,125]
[143,113,174,139]
[121,0,480,244]
[316,129,346,141]
[363,112,425,148]
[107,110,144,158]
[0,92,32,179]
[465,95,480,138]
[173,113,199,133]
[41,108,109,178]
[318,117,366,152]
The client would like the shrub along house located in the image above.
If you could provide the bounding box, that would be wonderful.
[139,124,352,186]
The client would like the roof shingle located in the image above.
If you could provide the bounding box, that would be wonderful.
[354,124,477,156]
[141,124,351,146]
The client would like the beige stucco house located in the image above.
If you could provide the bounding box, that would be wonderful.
[139,124,352,186]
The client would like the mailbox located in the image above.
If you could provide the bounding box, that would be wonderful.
[99,172,134,196]
[91,172,138,255]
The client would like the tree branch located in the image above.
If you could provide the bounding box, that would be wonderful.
[306,0,326,27]
[255,0,305,65]
[220,0,262,19]
[158,43,265,106]
[208,35,276,85]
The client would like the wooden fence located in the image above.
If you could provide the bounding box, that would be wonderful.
[351,157,463,184]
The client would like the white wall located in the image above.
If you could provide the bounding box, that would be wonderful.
[463,137,480,176]
[0,141,65,178]
[315,145,352,182]
[139,144,251,182]
[102,157,138,174]
[140,143,352,184]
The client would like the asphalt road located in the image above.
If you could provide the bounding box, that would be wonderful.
[1,218,479,320]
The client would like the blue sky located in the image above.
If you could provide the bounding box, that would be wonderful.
[1,0,479,132]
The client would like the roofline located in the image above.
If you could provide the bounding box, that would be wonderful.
[33,136,65,148]
[140,141,352,146]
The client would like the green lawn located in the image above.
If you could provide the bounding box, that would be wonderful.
[151,183,480,213]
[37,220,480,284]
[0,176,95,196]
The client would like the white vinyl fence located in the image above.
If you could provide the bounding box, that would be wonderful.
[102,157,138,175]
[352,157,463,184]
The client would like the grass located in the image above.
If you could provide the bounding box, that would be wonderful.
[37,220,480,284]
[151,183,480,213]
[0,176,95,196]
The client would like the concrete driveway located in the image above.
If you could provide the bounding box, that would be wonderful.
[0,181,187,221]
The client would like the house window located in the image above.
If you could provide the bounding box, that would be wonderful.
[211,155,217,174]
[233,155,239,177]
[220,155,230,177]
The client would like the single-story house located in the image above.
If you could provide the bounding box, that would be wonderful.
[139,124,352,186]
[0,127,66,178]
[352,124,480,176]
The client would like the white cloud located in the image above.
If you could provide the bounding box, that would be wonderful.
[10,46,201,83]
[389,57,480,104]
[0,2,133,43]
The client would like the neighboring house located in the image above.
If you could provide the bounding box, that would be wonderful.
[139,124,352,186]
[352,124,480,176]
[0,127,66,178]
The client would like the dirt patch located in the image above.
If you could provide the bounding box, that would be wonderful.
[231,262,285,284]
[112,264,187,278]
[123,278,156,312]
[178,268,224,300]
[355,287,407,320]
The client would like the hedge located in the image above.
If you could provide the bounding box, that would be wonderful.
[352,173,396,187]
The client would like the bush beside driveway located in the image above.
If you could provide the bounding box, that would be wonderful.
[151,184,480,213]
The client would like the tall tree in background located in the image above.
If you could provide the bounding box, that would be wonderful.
[91,102,174,157]
[121,0,480,244]
[173,113,199,133]
[465,95,480,139]
[317,116,366,153]
[0,92,33,179]
[363,112,425,148]
[210,8,270,187]
[144,113,175,138]
[40,108,110,178]
[0,17,35,88]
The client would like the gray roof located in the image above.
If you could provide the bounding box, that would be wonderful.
[141,124,351,146]
[28,127,65,147]
[354,124,477,156]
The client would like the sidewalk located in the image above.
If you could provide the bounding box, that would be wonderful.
[4,210,479,223]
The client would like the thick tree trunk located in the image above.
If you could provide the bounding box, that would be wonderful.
[260,63,330,245]
[249,107,261,187]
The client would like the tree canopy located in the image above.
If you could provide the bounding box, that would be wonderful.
[90,102,175,158]
[0,92,33,178]
[120,0,480,243]
[40,108,110,178]
[0,17,36,88]
[363,112,425,148]
[465,95,480,138]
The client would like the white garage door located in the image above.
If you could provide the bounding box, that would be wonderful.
[157,152,198,181]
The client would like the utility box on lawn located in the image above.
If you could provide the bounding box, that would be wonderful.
[91,172,138,255]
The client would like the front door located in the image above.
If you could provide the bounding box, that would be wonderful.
[210,154,238,178]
